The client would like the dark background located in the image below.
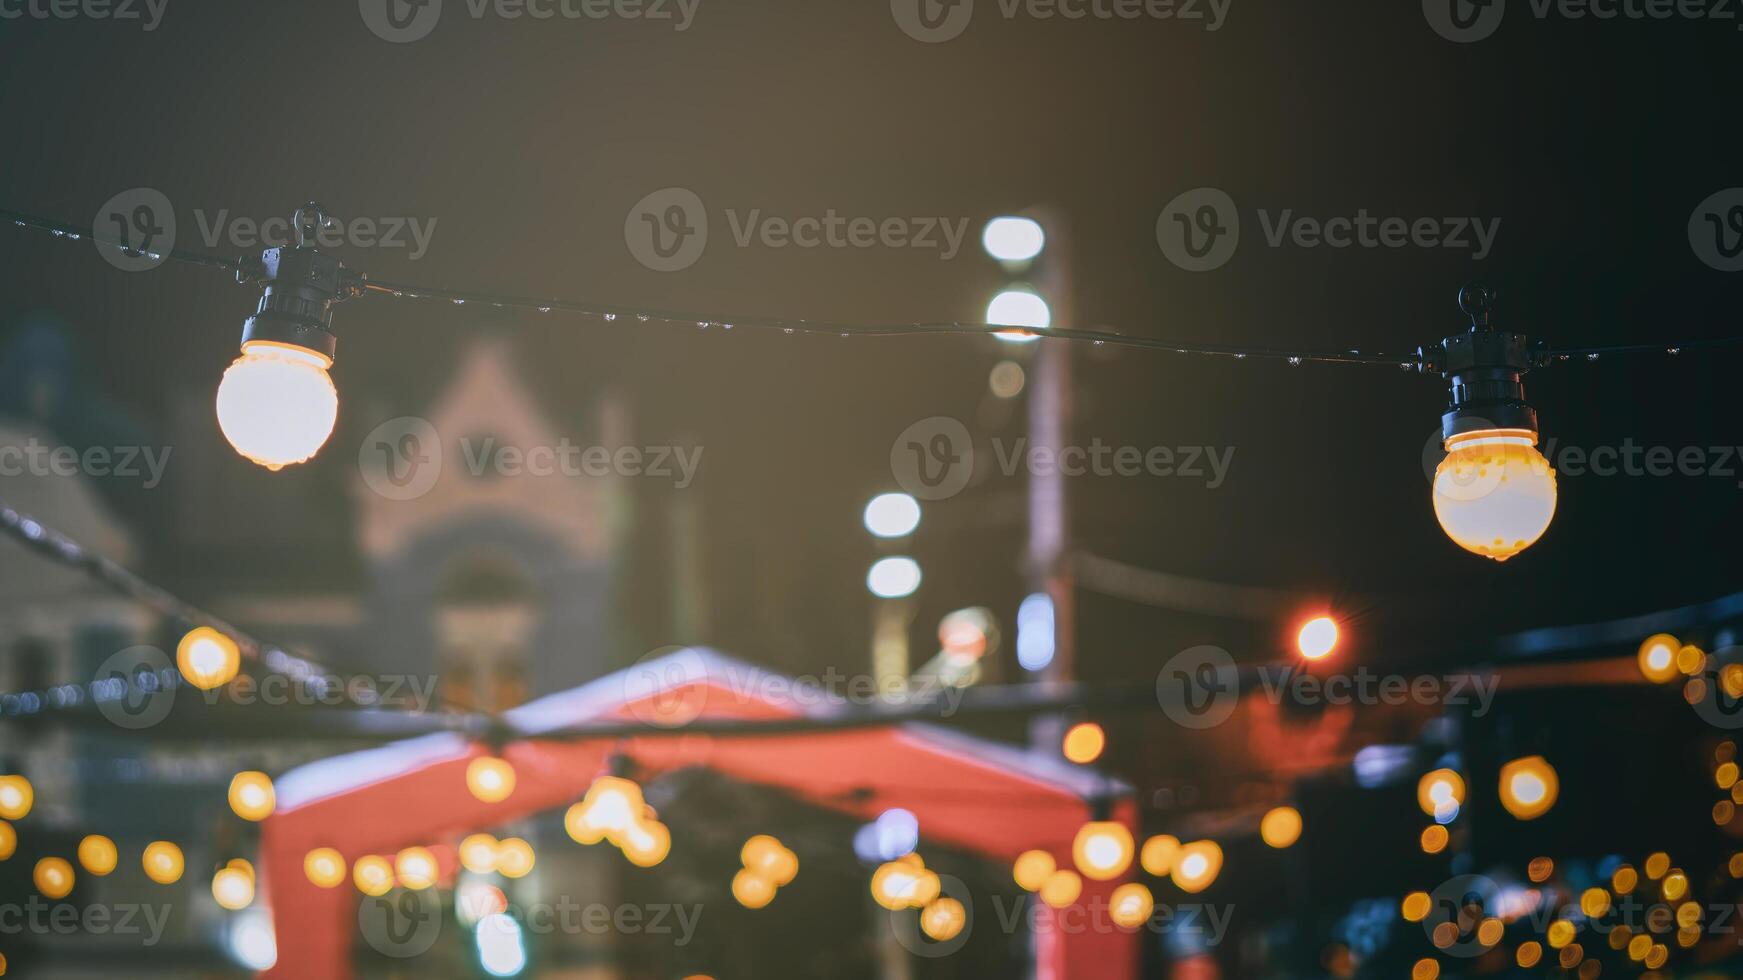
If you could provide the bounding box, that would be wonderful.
[2,2,1741,977]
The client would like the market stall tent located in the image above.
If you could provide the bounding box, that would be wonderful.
[262,647,1138,979]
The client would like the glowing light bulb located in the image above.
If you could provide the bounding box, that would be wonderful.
[982,216,1046,263]
[396,846,439,890]
[1109,882,1155,928]
[1499,755,1559,820]
[1432,429,1557,561]
[1260,806,1302,849]
[1170,840,1222,894]
[920,897,967,941]
[34,857,74,899]
[228,771,276,821]
[734,868,777,909]
[1039,869,1083,909]
[0,776,32,821]
[1062,722,1106,764]
[1013,850,1055,892]
[867,556,922,599]
[77,835,118,875]
[0,820,15,861]
[467,756,517,804]
[570,777,645,845]
[176,627,240,691]
[864,493,922,538]
[622,820,672,868]
[495,838,534,878]
[1638,634,1681,683]
[986,289,1050,343]
[459,834,499,874]
[1417,769,1467,819]
[142,841,185,884]
[1296,616,1339,660]
[215,341,339,471]
[1140,835,1179,876]
[212,866,256,910]
[872,861,922,910]
[1071,821,1134,881]
[353,855,394,896]
[304,848,347,888]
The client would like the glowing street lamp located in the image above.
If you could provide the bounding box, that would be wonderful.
[1296,616,1339,660]
[864,493,922,539]
[1071,821,1134,880]
[982,216,1046,264]
[1499,755,1559,820]
[867,556,922,599]
[985,288,1050,343]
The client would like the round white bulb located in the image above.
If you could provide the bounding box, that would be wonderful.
[985,289,1050,343]
[215,342,339,471]
[867,556,922,599]
[1432,429,1557,561]
[982,216,1046,263]
[863,493,922,538]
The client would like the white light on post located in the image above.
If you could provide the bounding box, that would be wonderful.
[986,289,1050,343]
[863,493,922,539]
[867,557,923,599]
[982,216,1046,264]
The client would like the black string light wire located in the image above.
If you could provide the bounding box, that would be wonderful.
[17,203,1722,368]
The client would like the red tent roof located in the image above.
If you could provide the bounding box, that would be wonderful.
[262,648,1138,979]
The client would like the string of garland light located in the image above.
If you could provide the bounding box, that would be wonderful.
[5,200,1737,560]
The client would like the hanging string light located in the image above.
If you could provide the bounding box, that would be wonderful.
[6,206,1723,556]
[1499,756,1560,820]
[176,627,242,691]
[76,835,118,876]
[142,841,185,884]
[1170,840,1223,894]
[1071,821,1135,880]
[1140,835,1179,876]
[0,821,14,861]
[212,865,256,910]
[395,847,439,890]
[466,756,518,804]
[352,855,395,896]
[304,848,348,889]
[919,897,967,941]
[33,857,74,900]
[459,834,500,874]
[0,776,33,821]
[1013,849,1055,892]
[1109,882,1155,928]
[495,838,535,879]
[228,771,276,822]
